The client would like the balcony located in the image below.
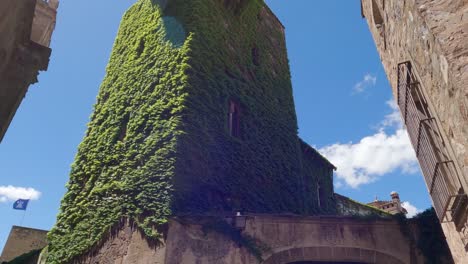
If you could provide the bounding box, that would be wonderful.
[397,61,466,225]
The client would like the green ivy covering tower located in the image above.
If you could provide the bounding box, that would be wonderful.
[46,0,336,262]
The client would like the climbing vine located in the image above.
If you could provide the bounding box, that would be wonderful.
[335,193,391,218]
[46,1,191,262]
[395,208,453,264]
[46,0,335,262]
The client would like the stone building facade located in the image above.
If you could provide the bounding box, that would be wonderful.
[367,192,408,215]
[361,0,468,262]
[0,0,58,142]
[0,226,48,263]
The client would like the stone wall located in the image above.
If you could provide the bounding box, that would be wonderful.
[68,220,165,264]
[57,215,430,264]
[363,0,467,181]
[361,0,467,190]
[0,226,48,262]
[335,193,390,217]
[361,0,467,262]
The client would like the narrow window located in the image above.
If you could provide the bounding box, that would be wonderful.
[318,182,327,210]
[117,113,130,142]
[372,0,384,26]
[372,0,386,49]
[252,46,260,66]
[228,100,241,138]
[317,183,322,209]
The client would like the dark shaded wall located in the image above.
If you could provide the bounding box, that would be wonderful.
[170,0,304,214]
[300,140,336,214]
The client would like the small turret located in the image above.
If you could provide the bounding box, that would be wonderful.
[390,191,405,214]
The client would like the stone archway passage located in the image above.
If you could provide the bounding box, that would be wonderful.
[290,262,366,264]
[289,262,366,264]
[262,246,406,264]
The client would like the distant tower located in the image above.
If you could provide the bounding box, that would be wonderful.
[46,0,336,262]
[361,0,468,262]
[391,191,401,209]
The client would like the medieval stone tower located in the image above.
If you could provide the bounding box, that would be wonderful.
[361,0,467,262]
[34,0,454,263]
[45,0,336,262]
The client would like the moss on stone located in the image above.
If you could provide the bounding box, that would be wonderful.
[336,193,392,217]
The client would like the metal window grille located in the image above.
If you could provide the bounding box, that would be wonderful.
[397,61,466,225]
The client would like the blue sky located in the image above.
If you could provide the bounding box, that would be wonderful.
[0,0,432,251]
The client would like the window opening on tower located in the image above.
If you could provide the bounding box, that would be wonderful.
[228,100,241,138]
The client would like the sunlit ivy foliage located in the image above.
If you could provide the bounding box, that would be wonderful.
[46,1,190,262]
[46,0,336,262]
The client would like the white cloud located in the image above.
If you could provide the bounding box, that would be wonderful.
[319,99,419,188]
[0,185,41,202]
[380,99,402,128]
[353,73,377,93]
[402,201,422,218]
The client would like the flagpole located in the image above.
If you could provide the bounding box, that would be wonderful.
[19,195,31,226]
[19,209,27,226]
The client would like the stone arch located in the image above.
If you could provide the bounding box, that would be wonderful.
[262,246,407,264]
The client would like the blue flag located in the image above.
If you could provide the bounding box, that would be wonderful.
[13,199,29,210]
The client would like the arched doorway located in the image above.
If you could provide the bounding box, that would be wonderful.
[289,262,366,264]
[262,246,406,264]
